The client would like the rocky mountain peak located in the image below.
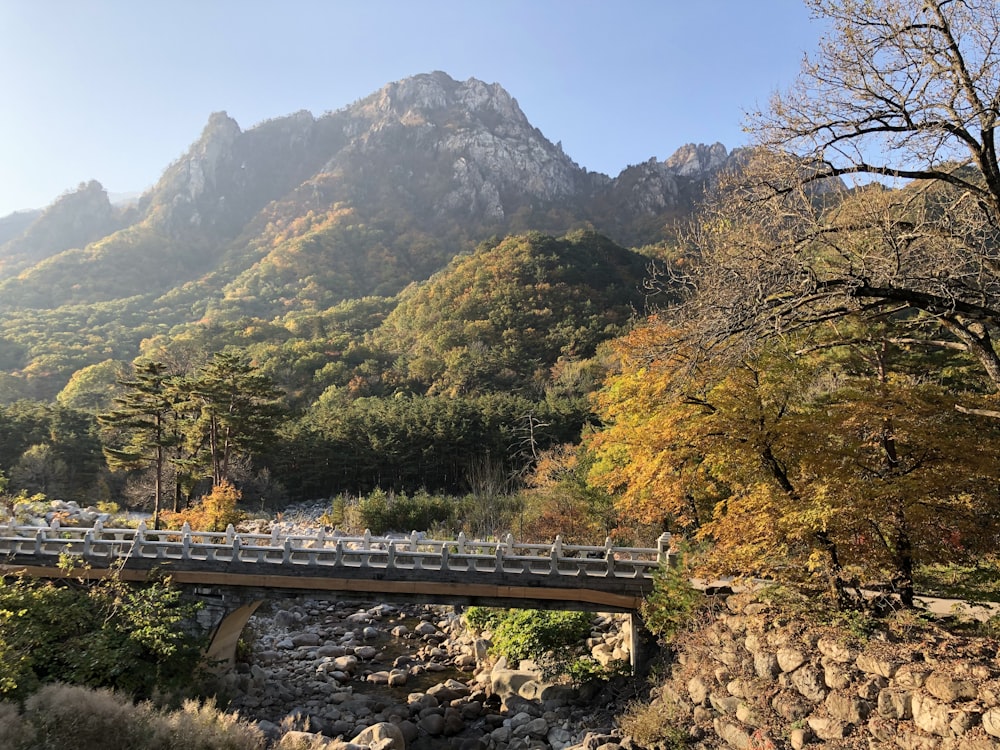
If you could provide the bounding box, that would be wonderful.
[663,142,729,178]
[360,72,528,130]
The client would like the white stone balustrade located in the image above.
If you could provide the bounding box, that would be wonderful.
[0,520,672,580]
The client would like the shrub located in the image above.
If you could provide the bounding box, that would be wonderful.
[466,607,591,664]
[0,569,204,701]
[641,548,704,639]
[357,488,458,534]
[162,481,245,532]
[618,698,687,749]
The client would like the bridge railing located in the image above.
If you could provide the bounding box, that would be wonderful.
[0,519,672,581]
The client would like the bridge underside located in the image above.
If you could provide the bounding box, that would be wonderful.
[1,557,654,672]
[0,557,649,612]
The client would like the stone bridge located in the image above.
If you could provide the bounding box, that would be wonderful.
[0,521,672,669]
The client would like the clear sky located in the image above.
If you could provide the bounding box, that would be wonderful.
[0,1,825,218]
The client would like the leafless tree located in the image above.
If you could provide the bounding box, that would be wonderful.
[670,0,1000,405]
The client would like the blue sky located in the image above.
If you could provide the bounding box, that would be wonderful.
[0,1,824,218]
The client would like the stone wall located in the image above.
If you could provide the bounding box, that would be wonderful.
[653,593,1000,749]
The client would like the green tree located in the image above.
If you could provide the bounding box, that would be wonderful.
[99,362,178,529]
[188,351,283,486]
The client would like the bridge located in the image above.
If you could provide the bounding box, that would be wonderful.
[0,520,673,669]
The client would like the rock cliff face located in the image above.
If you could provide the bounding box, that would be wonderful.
[0,71,740,327]
[0,180,121,276]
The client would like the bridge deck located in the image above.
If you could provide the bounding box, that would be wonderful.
[0,523,672,612]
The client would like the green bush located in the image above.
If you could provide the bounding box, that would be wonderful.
[0,570,204,701]
[357,488,458,534]
[640,552,703,640]
[465,607,591,664]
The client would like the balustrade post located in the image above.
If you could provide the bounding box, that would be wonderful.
[282,538,292,563]
[271,526,281,546]
[409,530,419,551]
[231,535,241,561]
[551,535,563,575]
[457,531,466,554]
[363,529,371,550]
[93,519,104,539]
[316,528,326,549]
[181,524,192,561]
[225,524,235,545]
[34,528,44,555]
[334,539,344,566]
[136,521,147,543]
[440,544,449,572]
[605,548,616,577]
[657,532,675,567]
[83,529,93,558]
[495,542,505,572]
[386,540,396,569]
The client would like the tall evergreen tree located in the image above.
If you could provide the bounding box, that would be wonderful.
[189,351,283,486]
[98,362,178,529]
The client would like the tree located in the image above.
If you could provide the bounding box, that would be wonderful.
[188,351,283,486]
[588,319,1000,606]
[675,0,1000,400]
[99,362,178,529]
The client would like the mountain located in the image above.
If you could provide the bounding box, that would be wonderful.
[0,71,739,401]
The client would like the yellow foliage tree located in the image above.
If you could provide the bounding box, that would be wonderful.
[161,481,244,532]
[588,318,1000,606]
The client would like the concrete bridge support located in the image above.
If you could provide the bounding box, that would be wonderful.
[203,600,264,668]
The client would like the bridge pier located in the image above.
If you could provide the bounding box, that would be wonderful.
[627,612,657,677]
[203,599,264,669]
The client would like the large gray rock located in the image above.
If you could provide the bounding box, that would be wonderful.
[351,722,405,750]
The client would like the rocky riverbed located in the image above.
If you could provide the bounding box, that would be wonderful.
[217,596,644,750]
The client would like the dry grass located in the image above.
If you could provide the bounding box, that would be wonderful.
[617,698,687,749]
[0,684,265,750]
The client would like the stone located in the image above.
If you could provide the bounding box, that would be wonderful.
[790,664,828,702]
[822,660,852,690]
[354,645,378,660]
[771,690,811,722]
[712,718,751,750]
[777,647,807,673]
[735,701,761,726]
[857,675,887,700]
[878,688,913,720]
[789,726,811,750]
[688,675,710,706]
[984,707,1000,738]
[291,632,322,647]
[926,672,978,702]
[825,691,872,724]
[817,636,857,663]
[351,722,405,750]
[981,680,1000,707]
[807,715,850,741]
[912,692,952,737]
[388,669,408,687]
[418,712,445,735]
[414,621,438,636]
[895,730,943,749]
[753,651,779,679]
[442,706,466,735]
[547,726,573,750]
[708,692,741,714]
[896,665,933,689]
[856,652,903,679]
